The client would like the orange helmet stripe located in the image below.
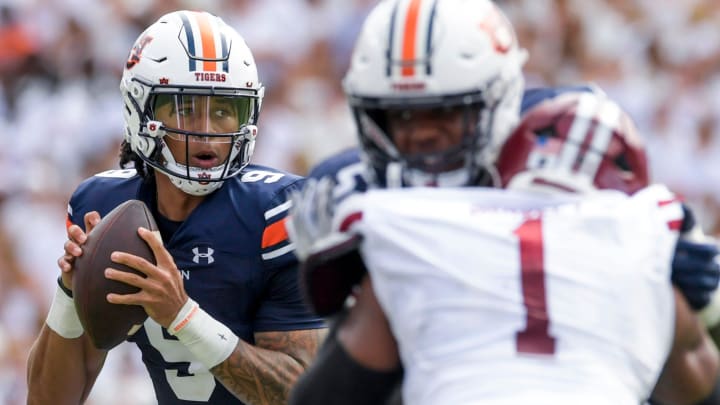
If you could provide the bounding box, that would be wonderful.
[401,0,422,77]
[193,11,218,71]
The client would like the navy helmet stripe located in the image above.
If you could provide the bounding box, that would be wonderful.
[179,12,197,71]
[425,0,438,75]
[385,2,400,77]
[220,31,229,73]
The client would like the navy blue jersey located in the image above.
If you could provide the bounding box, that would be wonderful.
[307,85,600,193]
[68,165,325,404]
[520,83,599,113]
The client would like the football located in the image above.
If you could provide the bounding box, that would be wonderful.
[72,199,158,350]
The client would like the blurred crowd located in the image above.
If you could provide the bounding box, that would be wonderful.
[0,0,718,403]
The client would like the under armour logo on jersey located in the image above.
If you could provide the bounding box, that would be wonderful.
[192,246,215,264]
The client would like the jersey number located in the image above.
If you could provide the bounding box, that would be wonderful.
[146,320,216,401]
[241,170,284,183]
[513,217,556,355]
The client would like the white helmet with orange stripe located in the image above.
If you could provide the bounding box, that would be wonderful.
[344,0,527,188]
[120,10,264,196]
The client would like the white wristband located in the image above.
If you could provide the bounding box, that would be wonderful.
[46,282,84,339]
[168,298,239,369]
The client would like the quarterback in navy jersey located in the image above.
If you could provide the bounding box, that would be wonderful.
[69,167,323,404]
[27,11,325,405]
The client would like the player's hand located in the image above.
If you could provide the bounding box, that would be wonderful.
[287,177,341,262]
[288,177,368,316]
[57,211,101,291]
[672,237,720,311]
[105,227,188,328]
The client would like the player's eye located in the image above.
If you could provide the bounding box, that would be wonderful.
[213,107,232,119]
[177,105,196,117]
[388,110,413,121]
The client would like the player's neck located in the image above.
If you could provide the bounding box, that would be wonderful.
[154,173,205,221]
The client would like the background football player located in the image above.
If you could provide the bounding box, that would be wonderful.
[285,0,720,404]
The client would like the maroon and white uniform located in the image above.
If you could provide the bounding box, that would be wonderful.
[335,185,682,405]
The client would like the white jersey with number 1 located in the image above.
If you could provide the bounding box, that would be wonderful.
[335,185,682,405]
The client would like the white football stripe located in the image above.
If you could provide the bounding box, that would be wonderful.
[557,92,596,170]
[264,200,292,220]
[579,97,621,178]
[262,243,295,260]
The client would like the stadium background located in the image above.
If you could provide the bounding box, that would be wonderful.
[0,0,718,403]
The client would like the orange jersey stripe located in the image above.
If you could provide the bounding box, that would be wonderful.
[262,217,289,249]
[65,214,72,230]
[401,0,422,76]
[194,12,218,71]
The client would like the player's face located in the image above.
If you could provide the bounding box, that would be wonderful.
[387,107,467,156]
[153,95,248,168]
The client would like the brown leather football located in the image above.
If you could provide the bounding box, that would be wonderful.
[72,199,158,350]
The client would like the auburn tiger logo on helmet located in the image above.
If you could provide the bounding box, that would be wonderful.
[125,34,153,70]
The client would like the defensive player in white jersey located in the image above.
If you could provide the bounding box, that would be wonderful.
[290,89,719,405]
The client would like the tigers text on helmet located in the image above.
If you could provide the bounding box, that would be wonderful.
[120,10,264,196]
[343,0,527,188]
[496,91,649,195]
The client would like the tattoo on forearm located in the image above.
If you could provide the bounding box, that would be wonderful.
[211,328,327,405]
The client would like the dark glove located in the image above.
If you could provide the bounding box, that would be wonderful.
[672,237,720,311]
[301,234,367,317]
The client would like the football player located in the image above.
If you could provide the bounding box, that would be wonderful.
[26,10,326,405]
[291,92,720,405]
[285,0,720,404]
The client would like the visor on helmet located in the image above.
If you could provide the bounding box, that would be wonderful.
[352,92,490,187]
[151,94,256,143]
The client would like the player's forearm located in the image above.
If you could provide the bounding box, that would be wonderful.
[211,335,320,405]
[654,289,720,405]
[27,325,106,405]
[653,335,719,405]
[168,298,326,405]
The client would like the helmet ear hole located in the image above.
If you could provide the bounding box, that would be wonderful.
[613,153,631,172]
[534,127,557,140]
[130,82,144,98]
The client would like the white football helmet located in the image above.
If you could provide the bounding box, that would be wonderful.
[120,10,264,196]
[343,0,527,188]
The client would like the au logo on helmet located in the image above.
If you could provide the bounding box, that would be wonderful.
[197,172,212,185]
[478,6,514,53]
[125,34,154,70]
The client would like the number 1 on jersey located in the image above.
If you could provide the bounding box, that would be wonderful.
[514,216,556,355]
